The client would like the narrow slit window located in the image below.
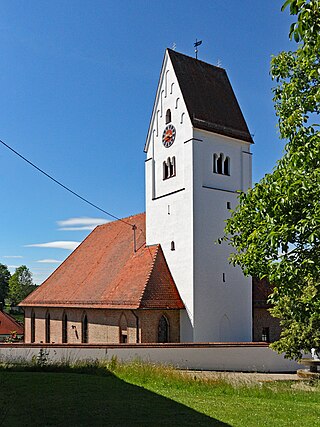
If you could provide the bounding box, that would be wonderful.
[171,241,175,251]
[62,313,68,343]
[45,311,50,343]
[222,273,226,283]
[82,313,88,343]
[31,310,35,343]
[227,202,231,209]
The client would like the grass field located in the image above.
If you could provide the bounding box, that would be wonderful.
[0,360,319,426]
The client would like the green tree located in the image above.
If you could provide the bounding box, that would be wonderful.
[223,0,320,360]
[0,263,11,306]
[8,265,36,306]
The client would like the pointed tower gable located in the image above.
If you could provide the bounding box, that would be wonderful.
[144,49,193,154]
[167,49,253,143]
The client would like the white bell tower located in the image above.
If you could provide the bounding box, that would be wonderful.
[145,49,253,342]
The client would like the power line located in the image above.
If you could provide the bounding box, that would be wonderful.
[0,138,134,228]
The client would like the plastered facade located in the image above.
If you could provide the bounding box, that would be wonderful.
[145,50,252,342]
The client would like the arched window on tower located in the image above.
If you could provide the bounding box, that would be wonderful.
[169,156,175,177]
[163,157,176,180]
[31,310,35,343]
[224,156,230,176]
[62,312,68,343]
[217,153,224,174]
[45,311,50,344]
[163,161,169,180]
[213,153,218,173]
[158,315,169,343]
[81,313,88,343]
[166,109,171,124]
[213,153,230,176]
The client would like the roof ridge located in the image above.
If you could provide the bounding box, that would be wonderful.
[167,48,226,72]
[97,212,146,229]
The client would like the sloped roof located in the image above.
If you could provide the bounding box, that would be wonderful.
[0,311,24,335]
[168,49,253,143]
[20,213,184,310]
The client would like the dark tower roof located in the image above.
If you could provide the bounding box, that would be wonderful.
[168,49,253,143]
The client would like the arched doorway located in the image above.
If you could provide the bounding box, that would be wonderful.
[158,315,169,343]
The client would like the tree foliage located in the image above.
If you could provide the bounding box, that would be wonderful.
[0,264,11,306]
[223,0,320,359]
[8,265,36,306]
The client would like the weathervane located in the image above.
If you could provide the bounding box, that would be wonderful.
[194,39,202,59]
[172,42,177,51]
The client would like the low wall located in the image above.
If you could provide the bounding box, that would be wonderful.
[0,342,301,372]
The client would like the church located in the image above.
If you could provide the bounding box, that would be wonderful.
[21,49,275,345]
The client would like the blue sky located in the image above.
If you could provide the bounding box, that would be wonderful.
[0,1,293,284]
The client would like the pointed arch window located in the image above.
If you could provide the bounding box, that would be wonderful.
[31,310,35,343]
[158,315,169,343]
[62,312,68,343]
[45,311,50,344]
[166,109,172,124]
[82,313,88,343]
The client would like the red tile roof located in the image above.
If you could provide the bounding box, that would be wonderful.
[20,213,184,310]
[0,311,24,335]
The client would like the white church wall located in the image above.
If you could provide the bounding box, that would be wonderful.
[192,129,252,342]
[0,344,301,373]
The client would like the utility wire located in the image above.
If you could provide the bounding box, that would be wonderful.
[0,138,134,228]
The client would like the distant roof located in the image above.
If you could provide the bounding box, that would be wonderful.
[168,49,253,143]
[0,311,23,335]
[20,213,184,310]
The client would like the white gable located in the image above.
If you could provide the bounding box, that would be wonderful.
[144,50,192,155]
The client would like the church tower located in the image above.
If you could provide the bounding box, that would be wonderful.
[145,49,253,342]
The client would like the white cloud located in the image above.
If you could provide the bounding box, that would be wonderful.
[36,259,62,264]
[57,217,109,231]
[3,255,23,258]
[25,241,80,250]
[8,265,19,269]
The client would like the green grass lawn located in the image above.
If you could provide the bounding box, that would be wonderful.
[0,361,319,426]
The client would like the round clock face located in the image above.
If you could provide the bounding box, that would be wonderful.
[162,124,176,148]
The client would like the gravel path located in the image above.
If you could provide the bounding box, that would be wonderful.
[182,370,299,383]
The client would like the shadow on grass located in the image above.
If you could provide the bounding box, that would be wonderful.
[0,365,231,426]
